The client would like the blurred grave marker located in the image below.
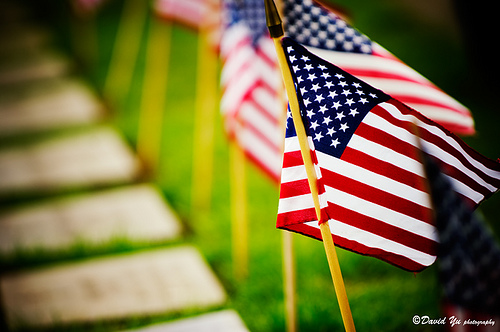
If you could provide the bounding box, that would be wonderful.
[0,246,227,329]
[0,24,53,59]
[0,79,105,136]
[121,310,249,332]
[0,184,182,254]
[0,127,141,195]
[0,51,71,86]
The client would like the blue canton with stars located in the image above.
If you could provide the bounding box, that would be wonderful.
[283,37,389,159]
[223,0,268,45]
[284,0,373,54]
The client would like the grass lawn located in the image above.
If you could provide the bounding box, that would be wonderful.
[5,0,499,331]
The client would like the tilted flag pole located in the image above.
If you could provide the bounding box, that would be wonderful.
[136,14,172,175]
[191,9,218,212]
[219,0,250,280]
[152,0,219,210]
[282,230,297,332]
[230,140,249,279]
[264,0,355,331]
[219,0,285,280]
[103,0,147,104]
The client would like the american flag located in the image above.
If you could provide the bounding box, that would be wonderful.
[277,37,500,272]
[283,0,475,136]
[425,152,500,328]
[220,0,285,181]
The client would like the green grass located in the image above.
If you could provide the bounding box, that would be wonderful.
[3,0,499,331]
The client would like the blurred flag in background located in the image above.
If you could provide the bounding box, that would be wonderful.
[425,151,500,328]
[220,0,285,181]
[283,0,475,136]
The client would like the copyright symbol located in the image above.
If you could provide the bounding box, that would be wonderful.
[413,315,421,325]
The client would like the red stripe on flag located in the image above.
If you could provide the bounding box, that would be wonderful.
[321,169,433,223]
[282,150,304,168]
[394,95,470,115]
[328,203,437,255]
[341,146,427,191]
[277,208,318,228]
[282,149,318,167]
[354,121,420,162]
[279,179,311,199]
[343,68,435,88]
[279,222,432,272]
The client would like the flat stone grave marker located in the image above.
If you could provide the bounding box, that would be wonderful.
[0,79,104,135]
[0,50,71,86]
[0,184,182,254]
[0,24,53,59]
[0,246,227,329]
[0,127,141,195]
[122,310,249,332]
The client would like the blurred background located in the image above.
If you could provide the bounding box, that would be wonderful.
[0,0,498,331]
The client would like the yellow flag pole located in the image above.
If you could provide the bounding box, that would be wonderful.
[103,0,147,104]
[282,231,297,332]
[264,1,355,331]
[136,16,171,175]
[191,25,218,211]
[230,140,248,279]
[271,3,297,331]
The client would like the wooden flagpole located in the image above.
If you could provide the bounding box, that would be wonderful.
[103,0,147,104]
[191,24,218,211]
[282,231,297,332]
[136,16,171,175]
[264,0,356,331]
[230,140,248,279]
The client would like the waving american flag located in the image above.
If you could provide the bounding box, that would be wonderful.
[220,0,285,181]
[283,0,474,136]
[277,37,500,272]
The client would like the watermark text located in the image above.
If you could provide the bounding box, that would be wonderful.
[413,315,496,328]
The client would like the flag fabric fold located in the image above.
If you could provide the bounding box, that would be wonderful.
[220,0,285,181]
[283,0,475,136]
[277,37,500,272]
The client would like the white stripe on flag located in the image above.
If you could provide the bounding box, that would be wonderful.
[305,45,431,85]
[317,151,432,209]
[327,220,437,267]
